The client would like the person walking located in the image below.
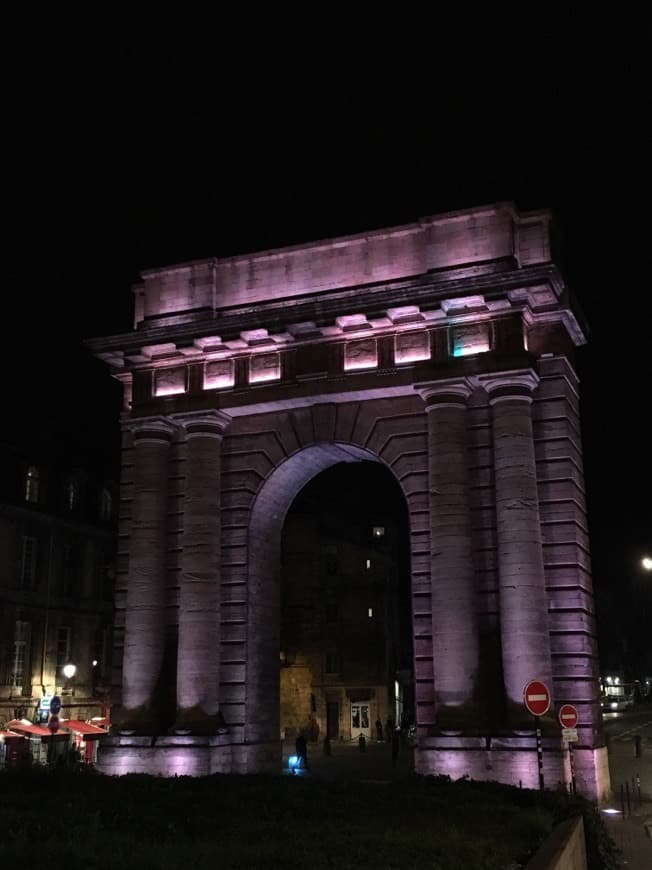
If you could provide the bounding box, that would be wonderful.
[295,733,309,770]
[385,716,393,743]
[375,717,383,742]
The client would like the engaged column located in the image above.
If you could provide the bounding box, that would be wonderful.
[175,410,231,733]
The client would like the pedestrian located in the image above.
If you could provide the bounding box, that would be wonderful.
[391,727,400,768]
[375,717,383,742]
[358,733,366,753]
[295,733,309,770]
[385,716,393,742]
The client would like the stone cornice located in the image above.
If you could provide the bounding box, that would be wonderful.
[88,263,580,370]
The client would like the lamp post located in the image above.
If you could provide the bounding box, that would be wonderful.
[641,556,652,572]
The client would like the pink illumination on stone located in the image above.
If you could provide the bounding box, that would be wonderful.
[203,359,235,390]
[451,323,491,357]
[154,366,187,396]
[344,339,378,371]
[395,331,430,364]
[249,352,281,383]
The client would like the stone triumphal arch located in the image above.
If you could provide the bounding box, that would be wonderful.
[91,203,609,799]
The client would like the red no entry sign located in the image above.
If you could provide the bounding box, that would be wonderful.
[558,704,579,729]
[524,680,551,717]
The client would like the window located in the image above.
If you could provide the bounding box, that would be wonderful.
[56,626,71,674]
[325,650,340,674]
[368,607,373,619]
[25,466,40,503]
[20,537,37,587]
[11,621,31,689]
[59,544,77,597]
[100,487,113,521]
[365,559,371,570]
[372,526,385,538]
[65,478,79,510]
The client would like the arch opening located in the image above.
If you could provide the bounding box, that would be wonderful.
[245,443,413,771]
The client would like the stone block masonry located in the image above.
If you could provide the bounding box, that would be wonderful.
[91,202,608,800]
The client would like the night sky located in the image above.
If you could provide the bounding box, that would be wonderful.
[3,15,649,664]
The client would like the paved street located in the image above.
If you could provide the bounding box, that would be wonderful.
[602,708,652,868]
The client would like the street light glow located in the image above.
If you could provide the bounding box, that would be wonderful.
[63,663,76,679]
[642,556,652,571]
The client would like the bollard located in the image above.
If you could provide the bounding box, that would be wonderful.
[634,734,642,758]
[358,734,366,753]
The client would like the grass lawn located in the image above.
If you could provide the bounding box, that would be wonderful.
[0,770,617,869]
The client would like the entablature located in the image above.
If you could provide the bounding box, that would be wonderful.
[90,263,583,377]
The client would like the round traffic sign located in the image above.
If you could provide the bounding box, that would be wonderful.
[50,695,62,716]
[48,714,60,734]
[523,680,551,717]
[558,704,579,729]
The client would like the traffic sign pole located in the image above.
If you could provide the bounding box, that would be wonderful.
[534,716,544,790]
[524,681,551,791]
[558,704,579,795]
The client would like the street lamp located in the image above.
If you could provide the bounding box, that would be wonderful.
[62,663,76,696]
[641,556,652,571]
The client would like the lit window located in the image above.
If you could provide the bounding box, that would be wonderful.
[25,466,40,503]
[372,526,385,538]
[365,559,371,570]
[368,608,373,618]
[66,479,79,510]
[21,537,37,587]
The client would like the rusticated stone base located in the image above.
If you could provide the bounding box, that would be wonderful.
[415,737,610,802]
[416,735,569,795]
[97,736,281,777]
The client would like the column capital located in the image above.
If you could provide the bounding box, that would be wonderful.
[128,416,176,443]
[478,369,539,404]
[172,409,232,439]
[414,377,474,411]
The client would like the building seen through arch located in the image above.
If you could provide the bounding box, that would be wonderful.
[90,202,610,800]
[279,462,412,745]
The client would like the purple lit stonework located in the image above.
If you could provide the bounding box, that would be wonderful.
[91,203,609,798]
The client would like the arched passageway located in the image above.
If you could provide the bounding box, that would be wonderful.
[278,461,413,756]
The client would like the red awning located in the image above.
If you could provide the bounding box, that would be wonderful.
[7,719,53,737]
[60,720,107,738]
[1,731,26,741]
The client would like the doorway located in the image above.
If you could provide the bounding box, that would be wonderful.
[350,702,371,740]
